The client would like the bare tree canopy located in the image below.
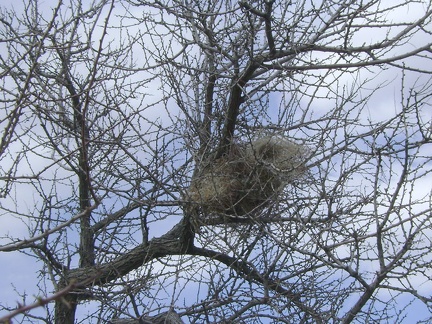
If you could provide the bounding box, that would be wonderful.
[1,0,432,323]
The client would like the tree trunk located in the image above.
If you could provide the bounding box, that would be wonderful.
[54,294,78,324]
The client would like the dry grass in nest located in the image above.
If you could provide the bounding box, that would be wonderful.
[189,136,307,216]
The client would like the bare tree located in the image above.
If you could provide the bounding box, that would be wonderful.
[1,0,432,323]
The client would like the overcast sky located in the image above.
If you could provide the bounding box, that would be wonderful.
[1,0,432,322]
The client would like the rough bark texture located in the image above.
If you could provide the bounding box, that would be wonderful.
[54,288,78,324]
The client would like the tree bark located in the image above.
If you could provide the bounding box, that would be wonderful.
[54,285,78,324]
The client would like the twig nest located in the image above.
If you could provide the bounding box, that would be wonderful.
[189,136,307,216]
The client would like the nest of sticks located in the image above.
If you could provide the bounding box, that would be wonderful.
[188,136,307,216]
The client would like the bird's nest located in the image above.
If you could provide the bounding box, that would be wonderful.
[188,136,308,216]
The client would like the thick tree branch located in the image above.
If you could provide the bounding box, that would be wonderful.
[191,246,323,323]
[216,61,260,158]
[66,221,186,286]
